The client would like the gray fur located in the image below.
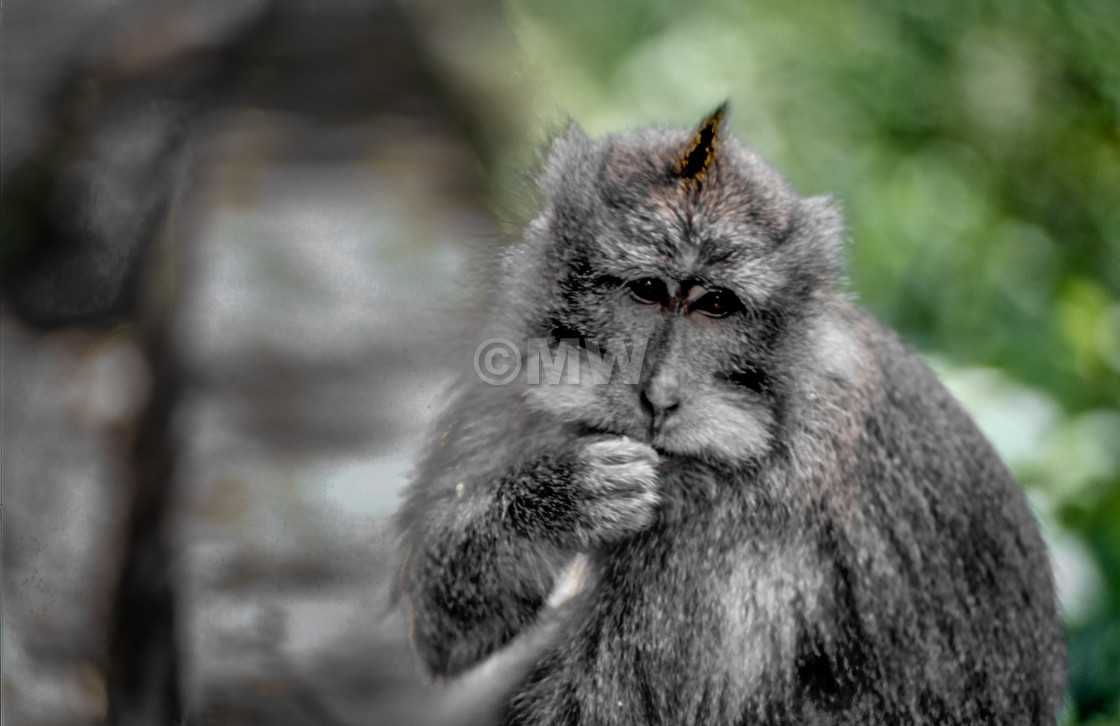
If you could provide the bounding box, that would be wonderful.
[396,109,1066,725]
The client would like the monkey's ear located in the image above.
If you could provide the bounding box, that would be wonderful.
[539,122,593,197]
[676,102,729,181]
[792,195,846,278]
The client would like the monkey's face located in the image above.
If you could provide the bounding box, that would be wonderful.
[517,119,841,467]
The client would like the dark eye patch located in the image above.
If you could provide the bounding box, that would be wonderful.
[626,277,671,307]
[726,365,771,394]
[690,288,742,318]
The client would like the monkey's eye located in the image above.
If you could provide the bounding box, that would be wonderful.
[626,277,670,306]
[690,289,741,318]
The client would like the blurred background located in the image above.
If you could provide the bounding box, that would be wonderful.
[2,0,1117,724]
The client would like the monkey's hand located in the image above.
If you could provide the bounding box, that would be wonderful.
[503,436,660,548]
[567,436,661,546]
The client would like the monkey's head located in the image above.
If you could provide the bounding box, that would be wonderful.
[501,106,847,466]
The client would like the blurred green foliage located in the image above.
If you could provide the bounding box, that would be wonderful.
[500,0,1120,721]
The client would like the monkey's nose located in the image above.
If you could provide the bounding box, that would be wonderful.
[640,370,681,427]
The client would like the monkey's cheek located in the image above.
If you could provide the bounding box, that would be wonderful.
[524,376,603,421]
[653,400,774,464]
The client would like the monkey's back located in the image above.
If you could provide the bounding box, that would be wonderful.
[500,303,1065,726]
[812,305,1066,723]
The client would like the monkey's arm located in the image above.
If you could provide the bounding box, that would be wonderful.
[400,452,575,677]
[397,382,658,678]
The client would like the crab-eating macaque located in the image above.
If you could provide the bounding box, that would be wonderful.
[396,105,1066,725]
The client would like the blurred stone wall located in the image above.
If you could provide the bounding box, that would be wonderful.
[1,1,527,723]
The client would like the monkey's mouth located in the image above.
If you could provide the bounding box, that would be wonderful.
[576,423,663,452]
[577,423,640,440]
